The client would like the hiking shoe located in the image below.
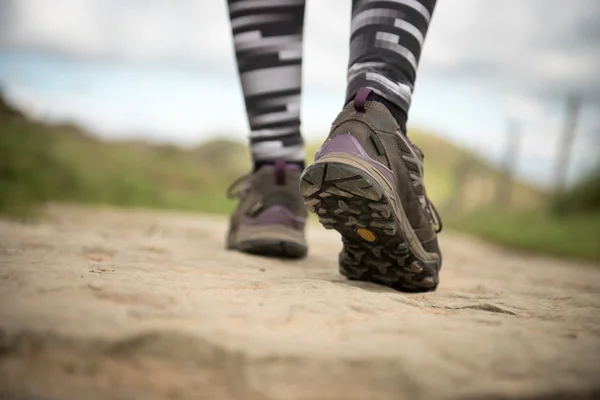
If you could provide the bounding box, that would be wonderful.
[227,159,308,258]
[300,88,443,292]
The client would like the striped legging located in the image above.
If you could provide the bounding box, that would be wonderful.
[227,0,437,168]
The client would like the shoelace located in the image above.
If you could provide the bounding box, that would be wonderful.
[405,138,444,234]
[226,173,251,199]
[428,199,444,234]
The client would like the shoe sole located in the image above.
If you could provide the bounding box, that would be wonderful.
[236,239,307,259]
[300,159,439,292]
[229,225,308,259]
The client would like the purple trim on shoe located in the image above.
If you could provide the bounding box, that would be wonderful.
[275,158,286,185]
[314,133,395,184]
[354,87,373,112]
[243,205,306,230]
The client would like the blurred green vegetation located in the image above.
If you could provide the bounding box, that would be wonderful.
[448,209,600,262]
[1,94,598,262]
[448,160,600,262]
[551,169,600,216]
[0,97,250,217]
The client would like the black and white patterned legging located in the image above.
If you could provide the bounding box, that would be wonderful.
[227,0,437,167]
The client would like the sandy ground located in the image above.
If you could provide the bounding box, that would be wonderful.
[0,204,599,400]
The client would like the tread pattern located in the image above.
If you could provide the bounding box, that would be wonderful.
[301,162,439,292]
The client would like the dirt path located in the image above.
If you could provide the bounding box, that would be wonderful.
[1,205,599,400]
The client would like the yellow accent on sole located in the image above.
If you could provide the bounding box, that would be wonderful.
[357,228,377,242]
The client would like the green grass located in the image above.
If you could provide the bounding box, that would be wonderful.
[449,210,600,262]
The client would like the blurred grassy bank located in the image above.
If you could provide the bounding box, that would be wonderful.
[2,96,598,262]
[450,167,600,261]
[448,209,600,262]
[1,98,249,217]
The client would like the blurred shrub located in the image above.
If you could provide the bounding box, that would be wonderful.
[552,169,600,216]
[448,209,600,262]
[0,118,77,216]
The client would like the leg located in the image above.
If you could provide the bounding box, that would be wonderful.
[300,0,442,292]
[346,0,437,133]
[226,0,308,259]
[227,0,306,170]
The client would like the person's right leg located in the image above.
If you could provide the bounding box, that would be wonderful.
[345,0,437,132]
[300,0,443,291]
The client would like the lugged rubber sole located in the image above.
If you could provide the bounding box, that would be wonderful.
[300,161,439,292]
[229,225,308,259]
[236,239,308,259]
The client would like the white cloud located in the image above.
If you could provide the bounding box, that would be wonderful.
[0,0,233,69]
[422,0,600,100]
[2,0,599,97]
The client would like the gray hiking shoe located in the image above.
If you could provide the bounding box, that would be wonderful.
[300,88,443,292]
[227,159,308,258]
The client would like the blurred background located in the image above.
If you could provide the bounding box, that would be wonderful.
[1,0,599,261]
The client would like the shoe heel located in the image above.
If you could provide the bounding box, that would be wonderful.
[300,153,441,292]
[300,162,387,229]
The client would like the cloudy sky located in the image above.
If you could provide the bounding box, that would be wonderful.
[1,0,599,188]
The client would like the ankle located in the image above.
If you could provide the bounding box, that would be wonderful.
[370,94,408,134]
[347,90,408,134]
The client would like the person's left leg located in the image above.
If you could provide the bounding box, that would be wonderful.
[300,0,443,291]
[229,0,306,171]
[226,0,308,258]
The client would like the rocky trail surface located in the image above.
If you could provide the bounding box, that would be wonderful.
[1,205,599,400]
